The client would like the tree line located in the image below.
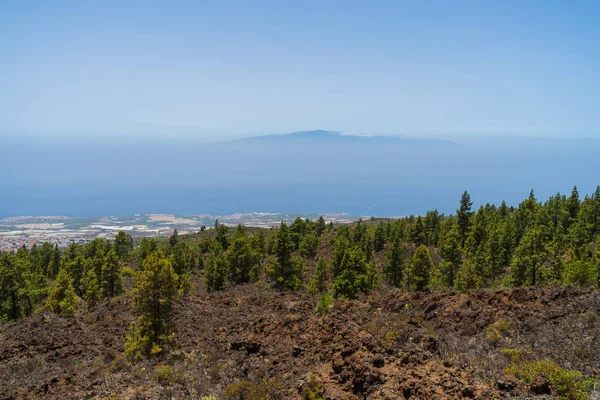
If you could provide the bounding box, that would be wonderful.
[2,187,600,357]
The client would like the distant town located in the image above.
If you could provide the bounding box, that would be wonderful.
[0,213,359,252]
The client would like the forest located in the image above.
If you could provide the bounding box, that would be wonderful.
[2,187,600,399]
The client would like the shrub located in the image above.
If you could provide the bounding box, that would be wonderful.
[582,377,600,395]
[153,364,182,385]
[178,272,192,296]
[500,348,524,364]
[507,359,585,400]
[302,374,326,400]
[485,319,511,344]
[315,294,333,316]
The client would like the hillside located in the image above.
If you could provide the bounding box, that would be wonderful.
[3,188,600,399]
[1,281,599,399]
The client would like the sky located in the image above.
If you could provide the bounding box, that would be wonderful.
[1,0,599,140]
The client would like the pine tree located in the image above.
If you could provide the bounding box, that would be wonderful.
[410,245,433,291]
[410,216,426,246]
[374,221,387,252]
[332,246,371,299]
[63,242,81,262]
[101,249,122,298]
[352,219,366,244]
[364,229,375,262]
[316,216,327,236]
[65,256,85,296]
[566,185,581,222]
[0,254,39,321]
[48,244,61,279]
[299,233,320,259]
[138,238,158,263]
[563,248,596,287]
[383,240,404,288]
[114,231,133,259]
[289,217,307,250]
[226,234,260,284]
[45,267,79,317]
[81,267,100,309]
[510,226,549,287]
[457,191,473,247]
[454,258,483,292]
[424,209,442,246]
[215,223,230,250]
[308,258,329,294]
[205,245,227,292]
[485,226,505,283]
[272,222,302,290]
[499,200,509,219]
[125,252,179,359]
[440,222,462,287]
[330,231,350,277]
[83,238,109,260]
[170,241,195,276]
[169,229,179,248]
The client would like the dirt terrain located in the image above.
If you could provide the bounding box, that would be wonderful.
[1,282,599,399]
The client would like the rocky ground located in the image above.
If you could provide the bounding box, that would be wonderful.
[1,282,600,399]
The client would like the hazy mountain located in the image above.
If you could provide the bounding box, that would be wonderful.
[234,129,456,146]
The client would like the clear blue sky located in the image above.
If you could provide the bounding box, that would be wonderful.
[1,0,599,139]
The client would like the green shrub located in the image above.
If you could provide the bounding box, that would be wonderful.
[500,348,524,364]
[315,294,333,316]
[152,364,183,385]
[302,374,326,400]
[485,319,511,343]
[507,359,585,400]
[582,376,600,395]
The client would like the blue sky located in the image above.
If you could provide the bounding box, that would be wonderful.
[1,0,599,139]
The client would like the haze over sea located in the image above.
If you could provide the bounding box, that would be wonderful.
[2,2,599,218]
[2,131,599,218]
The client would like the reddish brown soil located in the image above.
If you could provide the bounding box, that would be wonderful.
[1,282,599,399]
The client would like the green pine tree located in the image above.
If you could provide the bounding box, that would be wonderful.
[272,222,302,290]
[114,231,134,259]
[45,267,79,317]
[308,258,329,294]
[205,245,227,292]
[457,191,473,247]
[101,249,122,298]
[374,221,387,252]
[383,240,404,288]
[440,222,462,287]
[125,252,179,359]
[410,245,433,291]
[81,266,101,309]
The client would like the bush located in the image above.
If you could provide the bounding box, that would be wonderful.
[302,374,326,400]
[124,319,152,361]
[485,319,511,344]
[315,294,333,316]
[153,364,185,385]
[582,377,600,395]
[507,359,586,400]
[500,348,524,364]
